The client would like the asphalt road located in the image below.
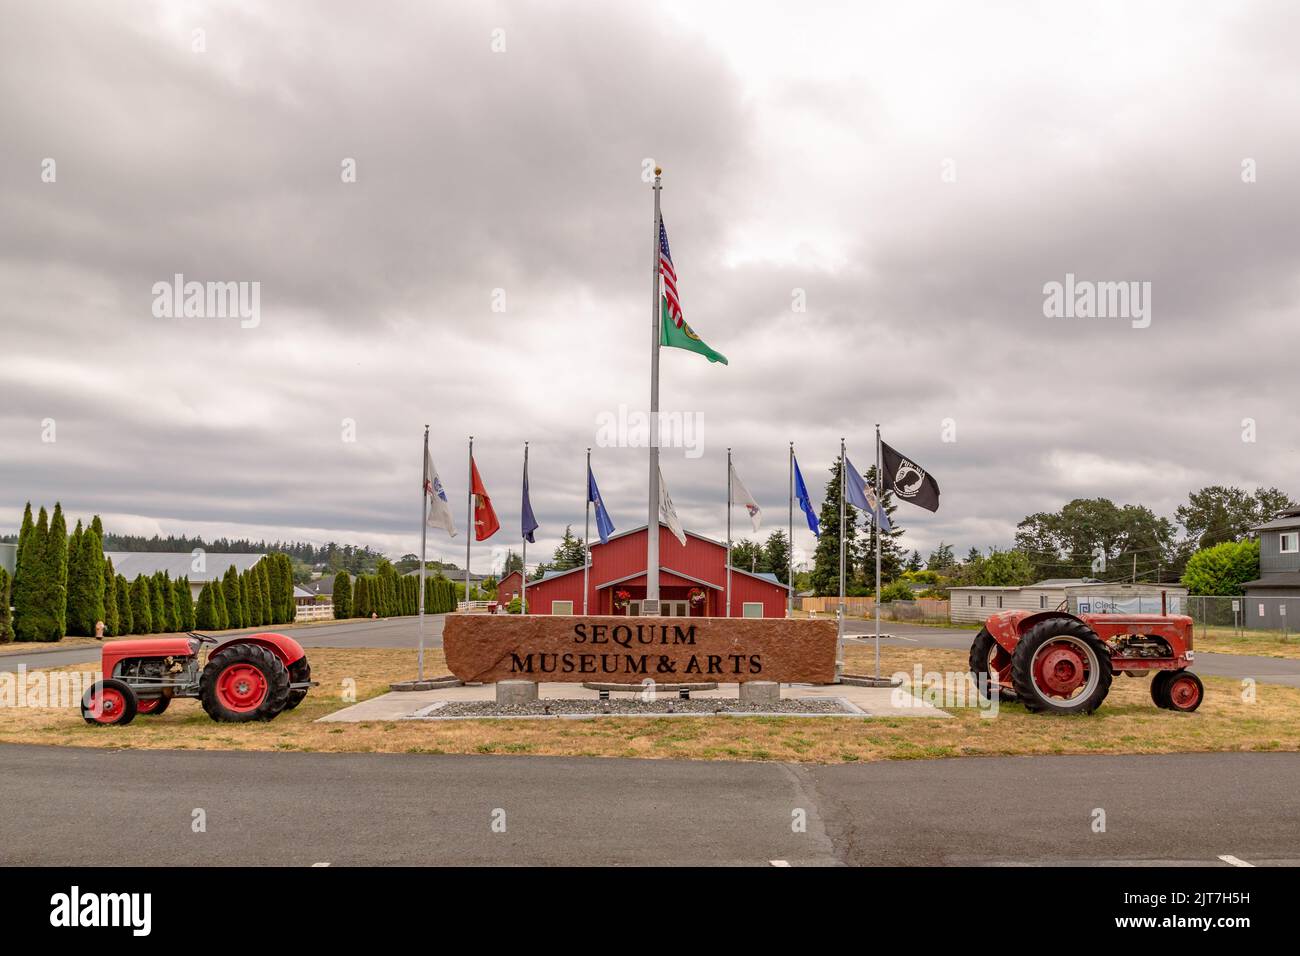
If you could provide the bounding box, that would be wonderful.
[1,745,1296,866]
[4,616,1299,687]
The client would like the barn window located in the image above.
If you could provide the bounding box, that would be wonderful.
[1040,595,1047,609]
[742,602,764,619]
[967,595,972,606]
[980,595,985,607]
[997,596,1003,608]
[551,600,573,615]
[1281,532,1299,554]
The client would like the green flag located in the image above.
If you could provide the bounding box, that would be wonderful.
[660,298,728,365]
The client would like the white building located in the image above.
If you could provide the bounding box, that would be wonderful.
[949,578,1188,624]
[105,552,266,600]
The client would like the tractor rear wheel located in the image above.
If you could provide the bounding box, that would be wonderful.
[968,628,1017,702]
[282,657,311,711]
[81,679,138,726]
[1163,671,1203,712]
[136,695,171,716]
[1011,617,1113,714]
[200,643,290,722]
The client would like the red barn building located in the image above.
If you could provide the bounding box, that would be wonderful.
[496,571,523,605]
[521,524,789,617]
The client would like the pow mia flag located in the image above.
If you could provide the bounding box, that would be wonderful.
[880,441,941,512]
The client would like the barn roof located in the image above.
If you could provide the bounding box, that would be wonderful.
[105,551,264,584]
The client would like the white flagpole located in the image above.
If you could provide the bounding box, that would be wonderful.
[521,441,529,616]
[875,423,883,679]
[465,435,473,612]
[726,447,732,617]
[838,437,846,676]
[788,442,794,618]
[646,168,662,617]
[418,425,429,681]
[584,447,591,615]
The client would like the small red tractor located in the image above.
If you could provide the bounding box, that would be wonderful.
[969,602,1202,715]
[81,632,316,726]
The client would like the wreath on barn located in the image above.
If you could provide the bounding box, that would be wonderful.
[614,589,632,611]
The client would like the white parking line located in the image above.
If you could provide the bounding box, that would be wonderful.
[1218,855,1254,867]
[312,862,331,867]
[769,859,790,867]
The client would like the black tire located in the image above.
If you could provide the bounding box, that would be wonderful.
[1010,617,1113,715]
[136,694,171,716]
[282,657,311,711]
[968,628,1017,702]
[81,678,138,726]
[1150,670,1174,708]
[200,643,290,722]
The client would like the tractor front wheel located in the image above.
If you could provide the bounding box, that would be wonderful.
[968,628,1017,702]
[81,679,138,726]
[136,695,171,716]
[200,643,290,722]
[1156,670,1203,712]
[1010,617,1113,714]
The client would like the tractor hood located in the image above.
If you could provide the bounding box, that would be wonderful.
[102,637,198,678]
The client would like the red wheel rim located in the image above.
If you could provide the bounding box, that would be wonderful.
[1032,639,1092,697]
[1168,676,1201,710]
[137,697,163,713]
[88,688,126,724]
[215,663,268,712]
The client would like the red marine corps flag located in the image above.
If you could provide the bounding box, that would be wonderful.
[470,455,500,541]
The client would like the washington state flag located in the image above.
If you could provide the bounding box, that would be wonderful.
[658,217,728,365]
[661,298,728,365]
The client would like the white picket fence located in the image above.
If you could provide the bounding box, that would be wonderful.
[457,600,496,613]
[295,603,334,622]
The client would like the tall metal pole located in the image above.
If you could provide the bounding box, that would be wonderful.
[838,437,846,673]
[788,442,794,618]
[646,168,662,617]
[418,425,429,680]
[584,447,591,615]
[465,435,473,612]
[874,424,883,680]
[726,447,732,617]
[521,441,529,615]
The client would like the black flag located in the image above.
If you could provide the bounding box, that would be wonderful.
[880,441,940,512]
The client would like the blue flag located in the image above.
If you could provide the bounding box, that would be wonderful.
[793,455,819,538]
[587,465,615,545]
[521,457,539,544]
[844,455,892,532]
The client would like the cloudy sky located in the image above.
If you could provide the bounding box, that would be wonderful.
[2,0,1297,574]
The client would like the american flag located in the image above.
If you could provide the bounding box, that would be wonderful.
[659,217,683,327]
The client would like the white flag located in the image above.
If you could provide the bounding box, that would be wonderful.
[729,462,762,533]
[658,466,687,547]
[425,448,456,537]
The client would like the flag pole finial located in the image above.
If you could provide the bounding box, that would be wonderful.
[655,166,662,176]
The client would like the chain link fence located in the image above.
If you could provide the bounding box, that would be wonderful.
[1184,595,1296,639]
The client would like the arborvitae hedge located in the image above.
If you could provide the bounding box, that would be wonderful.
[102,560,119,637]
[239,573,252,627]
[195,582,216,630]
[130,575,153,634]
[174,577,195,631]
[333,571,352,619]
[150,572,167,633]
[0,568,13,643]
[116,573,133,635]
[212,575,229,629]
[222,566,244,629]
[47,503,68,639]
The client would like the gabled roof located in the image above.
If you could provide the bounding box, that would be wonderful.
[1243,572,1300,589]
[1252,512,1300,532]
[106,551,264,584]
[597,567,722,591]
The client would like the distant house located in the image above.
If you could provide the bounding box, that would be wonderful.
[105,552,265,600]
[1242,508,1300,629]
[301,577,334,599]
[496,570,523,605]
[949,578,1188,624]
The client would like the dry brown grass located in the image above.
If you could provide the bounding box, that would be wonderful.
[1194,628,1300,660]
[1,645,1296,764]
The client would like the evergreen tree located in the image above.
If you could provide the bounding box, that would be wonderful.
[130,575,153,634]
[47,503,69,639]
[240,573,252,627]
[102,559,119,637]
[283,554,298,621]
[65,520,88,635]
[212,576,229,629]
[195,582,217,630]
[116,573,133,635]
[12,504,44,641]
[354,575,371,617]
[906,550,923,572]
[333,571,352,619]
[175,578,195,630]
[157,572,177,632]
[551,526,587,570]
[810,458,859,597]
[258,561,271,623]
[151,571,167,633]
[926,542,956,572]
[0,568,13,643]
[245,570,264,625]
[222,565,244,629]
[763,530,792,585]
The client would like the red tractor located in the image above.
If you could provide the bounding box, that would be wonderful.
[81,632,315,726]
[969,605,1202,715]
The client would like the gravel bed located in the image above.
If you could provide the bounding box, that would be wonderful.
[432,697,854,718]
